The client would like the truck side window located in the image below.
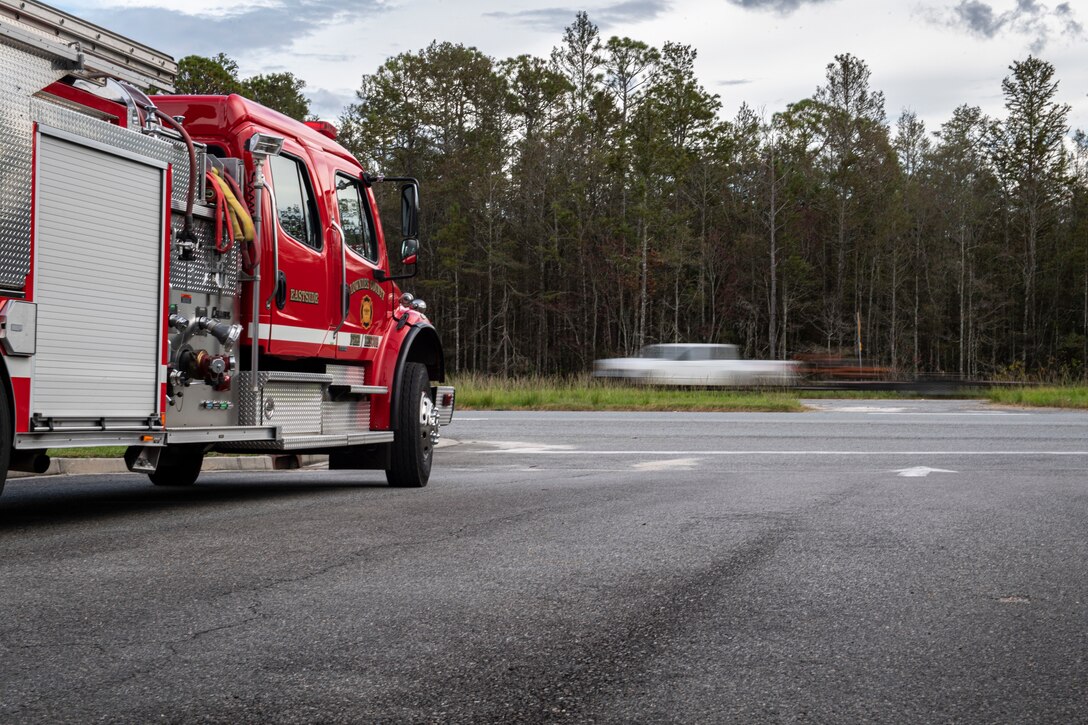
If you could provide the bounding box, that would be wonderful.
[335,174,378,262]
[269,153,321,250]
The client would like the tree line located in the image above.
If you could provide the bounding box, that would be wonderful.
[175,53,312,121]
[180,14,1088,379]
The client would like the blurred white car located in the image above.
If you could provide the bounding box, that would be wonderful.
[592,343,799,386]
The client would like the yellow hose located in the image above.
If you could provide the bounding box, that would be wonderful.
[209,168,255,242]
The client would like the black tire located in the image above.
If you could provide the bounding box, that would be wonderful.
[148,445,204,487]
[0,380,11,498]
[386,362,436,488]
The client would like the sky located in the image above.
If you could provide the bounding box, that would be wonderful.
[56,0,1088,137]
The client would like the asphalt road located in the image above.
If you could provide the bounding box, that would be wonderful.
[1,399,1086,723]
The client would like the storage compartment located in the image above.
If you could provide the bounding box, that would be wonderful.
[236,371,329,435]
[31,127,166,421]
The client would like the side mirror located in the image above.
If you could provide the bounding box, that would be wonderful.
[400,183,419,240]
[373,176,421,283]
[401,238,419,266]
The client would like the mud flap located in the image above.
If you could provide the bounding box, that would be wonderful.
[124,446,161,473]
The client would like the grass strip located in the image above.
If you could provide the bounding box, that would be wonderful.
[986,386,1088,409]
[453,374,803,412]
[46,446,128,458]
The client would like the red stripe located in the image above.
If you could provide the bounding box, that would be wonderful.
[11,376,30,433]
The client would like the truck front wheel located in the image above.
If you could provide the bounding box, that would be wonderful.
[148,445,204,487]
[386,362,436,488]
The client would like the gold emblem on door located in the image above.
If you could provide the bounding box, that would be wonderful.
[360,295,373,330]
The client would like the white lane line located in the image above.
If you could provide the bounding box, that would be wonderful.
[809,411,1031,416]
[485,441,574,453]
[830,406,907,413]
[456,413,1044,422]
[893,466,958,477]
[632,457,702,471]
[476,449,1088,456]
[846,412,1029,417]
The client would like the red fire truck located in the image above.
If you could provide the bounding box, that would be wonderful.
[0,0,454,495]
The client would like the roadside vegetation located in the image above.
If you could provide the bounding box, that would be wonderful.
[453,374,803,412]
[456,376,1088,412]
[986,386,1088,409]
[46,446,127,458]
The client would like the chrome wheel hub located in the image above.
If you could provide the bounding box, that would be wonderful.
[419,393,440,451]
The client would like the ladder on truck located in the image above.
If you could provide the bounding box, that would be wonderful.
[0,0,176,91]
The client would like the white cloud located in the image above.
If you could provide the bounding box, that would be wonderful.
[52,0,1088,132]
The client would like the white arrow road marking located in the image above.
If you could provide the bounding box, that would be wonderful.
[893,466,958,477]
[632,458,702,471]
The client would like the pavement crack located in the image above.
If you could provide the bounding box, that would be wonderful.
[174,613,266,644]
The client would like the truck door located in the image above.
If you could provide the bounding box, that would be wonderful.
[330,171,391,363]
[264,146,336,358]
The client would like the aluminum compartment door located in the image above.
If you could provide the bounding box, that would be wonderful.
[32,128,165,420]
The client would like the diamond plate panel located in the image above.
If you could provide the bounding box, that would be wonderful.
[155,130,206,208]
[263,382,322,436]
[236,378,261,428]
[321,399,371,435]
[0,42,68,291]
[30,97,198,207]
[323,366,373,435]
[326,364,367,386]
[236,371,331,431]
[169,212,240,296]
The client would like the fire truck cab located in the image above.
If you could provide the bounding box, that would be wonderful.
[0,0,454,495]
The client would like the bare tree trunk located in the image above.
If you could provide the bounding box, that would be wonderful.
[591,281,599,360]
[501,284,510,376]
[638,212,648,348]
[1023,203,1039,365]
[486,236,494,373]
[959,225,966,377]
[454,268,461,373]
[970,265,979,378]
[835,196,847,349]
[866,256,876,362]
[913,257,920,374]
[781,277,789,360]
[768,172,778,359]
[890,243,898,369]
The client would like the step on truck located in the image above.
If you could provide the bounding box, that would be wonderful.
[0,0,455,495]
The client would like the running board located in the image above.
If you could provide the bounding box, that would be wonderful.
[328,384,387,401]
[220,431,395,452]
